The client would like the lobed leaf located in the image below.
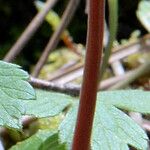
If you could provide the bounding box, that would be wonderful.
[0,61,35,129]
[24,90,73,118]
[98,90,150,113]
[59,90,150,150]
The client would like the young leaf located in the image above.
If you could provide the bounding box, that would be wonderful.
[10,130,66,150]
[24,90,73,118]
[59,90,150,150]
[0,61,35,129]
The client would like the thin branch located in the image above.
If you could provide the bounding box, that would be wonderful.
[4,0,58,62]
[32,0,80,77]
[30,76,80,96]
[38,33,150,83]
[30,72,131,96]
[111,61,125,76]
[99,72,131,89]
[35,0,82,57]
[30,65,149,96]
[109,60,150,90]
[48,62,83,81]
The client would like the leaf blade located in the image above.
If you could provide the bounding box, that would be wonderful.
[0,61,35,129]
[98,90,150,113]
[25,90,73,118]
[59,90,150,150]
[10,131,66,150]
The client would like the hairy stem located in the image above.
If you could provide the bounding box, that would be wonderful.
[72,0,105,149]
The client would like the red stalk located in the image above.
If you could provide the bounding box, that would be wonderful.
[72,0,105,150]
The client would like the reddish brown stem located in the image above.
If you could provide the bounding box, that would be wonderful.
[72,0,104,150]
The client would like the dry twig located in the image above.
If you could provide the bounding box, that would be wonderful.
[109,60,150,90]
[4,0,58,62]
[30,76,80,96]
[32,0,80,77]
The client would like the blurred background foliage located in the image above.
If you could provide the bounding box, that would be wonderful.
[0,0,147,69]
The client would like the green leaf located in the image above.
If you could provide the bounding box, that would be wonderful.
[59,90,150,150]
[59,102,78,148]
[10,130,66,150]
[40,132,66,150]
[24,90,73,118]
[98,90,150,113]
[0,61,35,129]
[137,0,150,32]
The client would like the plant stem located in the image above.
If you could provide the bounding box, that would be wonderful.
[100,0,118,78]
[72,0,104,150]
